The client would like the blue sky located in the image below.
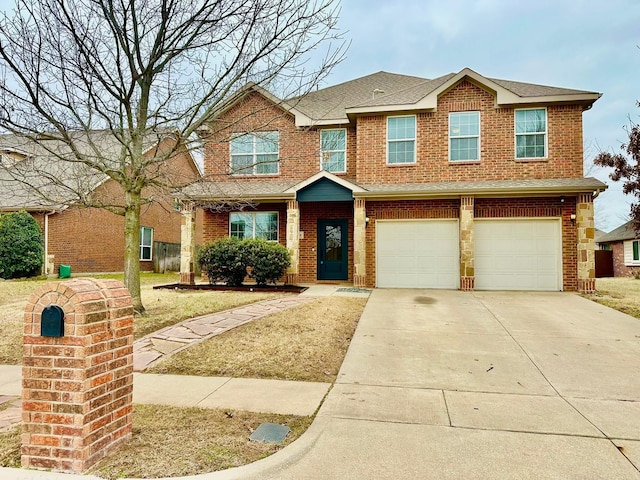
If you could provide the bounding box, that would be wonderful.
[321,0,640,231]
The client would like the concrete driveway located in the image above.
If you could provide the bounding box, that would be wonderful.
[233,289,640,479]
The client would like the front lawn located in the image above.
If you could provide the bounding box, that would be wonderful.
[584,277,640,319]
[0,273,283,364]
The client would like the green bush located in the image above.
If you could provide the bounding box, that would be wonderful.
[244,238,291,286]
[197,237,247,286]
[0,211,44,279]
[197,237,291,286]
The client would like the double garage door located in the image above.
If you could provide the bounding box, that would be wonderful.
[376,219,561,290]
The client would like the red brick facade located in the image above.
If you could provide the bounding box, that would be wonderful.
[194,74,598,291]
[30,148,202,275]
[609,241,640,277]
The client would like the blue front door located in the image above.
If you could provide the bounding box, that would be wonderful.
[317,219,348,281]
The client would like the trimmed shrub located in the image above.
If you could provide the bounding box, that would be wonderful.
[197,237,247,286]
[244,239,291,286]
[0,211,44,279]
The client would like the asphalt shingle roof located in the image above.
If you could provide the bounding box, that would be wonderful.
[598,220,639,243]
[179,177,606,201]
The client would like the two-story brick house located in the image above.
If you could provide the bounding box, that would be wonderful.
[178,68,605,293]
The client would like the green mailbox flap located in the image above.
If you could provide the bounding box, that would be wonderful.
[41,305,65,337]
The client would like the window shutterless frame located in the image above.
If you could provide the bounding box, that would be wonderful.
[230,132,279,175]
[229,212,279,241]
[320,128,347,173]
[449,111,480,161]
[386,115,416,164]
[514,108,547,159]
[139,226,153,261]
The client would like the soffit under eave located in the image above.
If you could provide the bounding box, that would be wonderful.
[353,188,605,201]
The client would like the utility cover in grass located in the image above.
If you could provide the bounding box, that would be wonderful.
[250,422,291,443]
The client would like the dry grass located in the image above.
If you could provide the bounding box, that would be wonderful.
[149,296,366,382]
[0,427,20,468]
[0,273,283,364]
[0,406,312,478]
[584,277,640,319]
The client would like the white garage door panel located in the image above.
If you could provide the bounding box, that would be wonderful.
[376,220,459,289]
[475,219,561,291]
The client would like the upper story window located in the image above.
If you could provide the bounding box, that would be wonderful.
[230,212,278,241]
[387,115,416,164]
[449,112,480,162]
[230,132,279,175]
[140,227,153,261]
[515,108,547,159]
[320,129,346,173]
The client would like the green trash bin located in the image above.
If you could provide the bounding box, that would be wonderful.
[59,265,71,279]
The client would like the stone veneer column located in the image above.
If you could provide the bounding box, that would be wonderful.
[286,200,300,284]
[22,278,134,473]
[353,198,367,287]
[576,194,596,293]
[179,202,196,285]
[460,196,475,291]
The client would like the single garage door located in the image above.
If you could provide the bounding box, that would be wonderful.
[376,220,459,288]
[475,219,561,291]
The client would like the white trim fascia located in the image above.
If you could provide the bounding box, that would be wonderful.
[285,170,365,194]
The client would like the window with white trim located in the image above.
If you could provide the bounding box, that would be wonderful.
[633,240,640,262]
[230,212,278,241]
[320,129,346,173]
[387,115,416,164]
[140,227,153,261]
[230,132,279,175]
[515,108,547,158]
[449,112,480,161]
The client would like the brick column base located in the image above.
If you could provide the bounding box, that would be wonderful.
[180,272,195,285]
[285,273,298,285]
[577,278,596,294]
[461,276,475,291]
[354,274,366,288]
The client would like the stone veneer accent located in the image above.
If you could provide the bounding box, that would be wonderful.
[22,278,134,474]
[286,200,300,284]
[460,196,475,290]
[576,193,596,293]
[180,202,197,285]
[353,199,367,287]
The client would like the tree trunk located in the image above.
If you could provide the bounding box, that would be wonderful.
[124,190,144,314]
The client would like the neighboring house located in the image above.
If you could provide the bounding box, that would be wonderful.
[0,131,202,275]
[597,221,640,277]
[177,68,605,293]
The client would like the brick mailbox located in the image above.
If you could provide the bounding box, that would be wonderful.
[22,278,134,473]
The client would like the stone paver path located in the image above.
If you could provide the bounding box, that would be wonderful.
[134,295,317,371]
[0,396,21,432]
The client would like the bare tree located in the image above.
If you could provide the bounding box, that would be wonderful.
[0,0,345,312]
[594,103,640,235]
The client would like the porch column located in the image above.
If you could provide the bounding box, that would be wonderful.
[179,201,196,285]
[354,198,367,287]
[576,194,596,293]
[286,200,300,284]
[460,196,475,291]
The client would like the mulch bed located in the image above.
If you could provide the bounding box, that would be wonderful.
[153,283,307,293]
